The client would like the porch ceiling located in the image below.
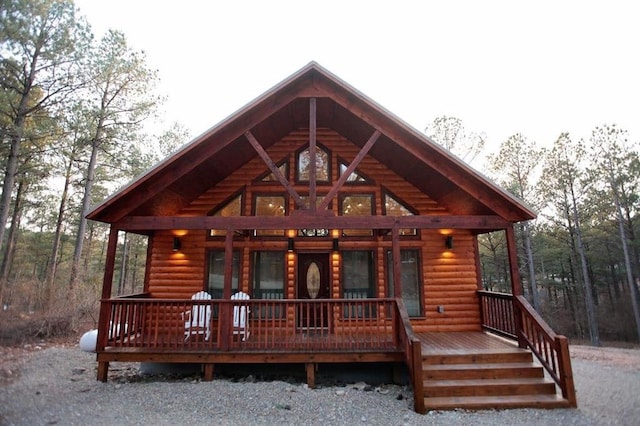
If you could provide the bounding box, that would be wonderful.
[87,62,535,224]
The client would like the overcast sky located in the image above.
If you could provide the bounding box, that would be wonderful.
[74,0,639,163]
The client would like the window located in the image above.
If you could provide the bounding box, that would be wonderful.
[252,251,285,299]
[208,250,240,298]
[253,194,286,236]
[339,160,373,184]
[340,194,374,236]
[387,249,422,317]
[296,144,330,183]
[209,192,242,237]
[383,191,418,236]
[342,251,375,298]
[252,251,285,319]
[342,251,376,318]
[257,161,288,183]
[207,250,240,317]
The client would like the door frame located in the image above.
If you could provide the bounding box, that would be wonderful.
[296,251,331,332]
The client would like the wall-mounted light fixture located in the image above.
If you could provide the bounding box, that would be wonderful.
[445,235,453,250]
[173,236,182,252]
[287,229,296,252]
[332,229,340,252]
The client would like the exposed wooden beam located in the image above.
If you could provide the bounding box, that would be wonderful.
[115,215,509,231]
[319,130,381,211]
[244,130,304,208]
[309,98,317,213]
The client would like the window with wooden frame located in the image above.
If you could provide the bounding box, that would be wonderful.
[253,194,286,236]
[295,194,332,237]
[339,193,374,237]
[207,250,240,317]
[208,191,243,238]
[255,160,288,183]
[342,250,376,318]
[338,159,374,184]
[296,143,331,183]
[382,189,419,236]
[386,249,423,317]
[252,251,285,319]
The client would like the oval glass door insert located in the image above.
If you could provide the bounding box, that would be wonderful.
[306,262,321,299]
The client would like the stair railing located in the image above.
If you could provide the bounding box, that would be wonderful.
[479,290,577,407]
[394,299,425,414]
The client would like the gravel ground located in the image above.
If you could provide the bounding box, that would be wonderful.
[1,344,639,425]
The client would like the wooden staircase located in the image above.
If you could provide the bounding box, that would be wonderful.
[422,347,572,410]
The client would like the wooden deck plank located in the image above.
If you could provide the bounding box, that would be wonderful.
[416,331,519,355]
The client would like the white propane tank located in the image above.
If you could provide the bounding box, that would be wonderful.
[79,329,98,352]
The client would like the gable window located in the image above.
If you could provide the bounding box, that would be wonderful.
[387,249,422,317]
[339,160,373,184]
[340,194,374,237]
[383,191,418,236]
[253,194,286,236]
[296,144,330,183]
[256,161,288,183]
[209,192,243,237]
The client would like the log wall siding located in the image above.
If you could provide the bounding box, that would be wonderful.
[146,128,481,331]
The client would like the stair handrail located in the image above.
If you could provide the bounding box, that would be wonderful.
[514,295,577,407]
[394,299,425,414]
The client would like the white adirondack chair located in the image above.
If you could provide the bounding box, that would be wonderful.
[231,291,250,341]
[182,291,212,341]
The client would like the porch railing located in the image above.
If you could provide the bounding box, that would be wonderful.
[97,296,401,353]
[478,290,577,407]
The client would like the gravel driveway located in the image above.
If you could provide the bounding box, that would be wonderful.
[1,344,639,425]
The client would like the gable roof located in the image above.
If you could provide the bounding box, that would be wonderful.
[87,62,535,224]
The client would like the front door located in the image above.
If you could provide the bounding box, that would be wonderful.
[297,253,330,331]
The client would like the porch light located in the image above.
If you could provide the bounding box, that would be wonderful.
[445,235,453,250]
[172,236,182,251]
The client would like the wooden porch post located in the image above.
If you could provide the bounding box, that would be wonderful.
[505,225,522,296]
[97,226,119,382]
[392,223,402,298]
[309,97,317,214]
[505,224,526,347]
[219,230,234,351]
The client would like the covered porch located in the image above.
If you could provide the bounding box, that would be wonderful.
[96,290,576,413]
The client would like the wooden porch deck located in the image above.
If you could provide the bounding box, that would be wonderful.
[416,331,519,355]
[95,294,576,413]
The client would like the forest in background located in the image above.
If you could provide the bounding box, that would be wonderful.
[1,0,639,346]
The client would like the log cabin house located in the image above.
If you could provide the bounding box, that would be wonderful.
[87,62,576,412]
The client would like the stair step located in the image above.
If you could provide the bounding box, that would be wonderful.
[423,350,533,365]
[423,377,557,397]
[424,394,571,411]
[423,362,544,380]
